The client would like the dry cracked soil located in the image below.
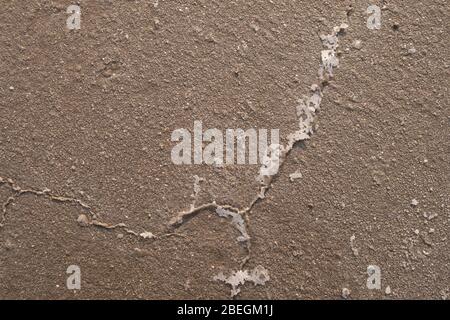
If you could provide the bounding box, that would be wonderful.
[0,0,449,299]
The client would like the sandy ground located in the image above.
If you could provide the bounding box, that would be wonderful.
[0,0,448,299]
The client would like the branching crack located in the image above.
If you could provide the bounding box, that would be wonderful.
[170,23,350,275]
[1,20,351,298]
[0,176,183,241]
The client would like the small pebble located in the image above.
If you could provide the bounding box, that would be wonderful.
[407,48,417,55]
[342,288,351,299]
[289,171,303,182]
[77,214,90,227]
[292,250,303,257]
[352,40,362,50]
[385,286,392,295]
[411,199,419,207]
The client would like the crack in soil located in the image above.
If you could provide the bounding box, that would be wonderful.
[0,21,350,297]
[169,22,350,274]
[0,176,184,241]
